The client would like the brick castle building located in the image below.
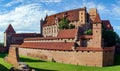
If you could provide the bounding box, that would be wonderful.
[4,24,41,47]
[4,7,114,67]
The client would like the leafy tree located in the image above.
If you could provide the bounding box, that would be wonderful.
[58,18,75,29]
[102,30,120,47]
[58,18,69,29]
[102,23,120,47]
[84,29,92,35]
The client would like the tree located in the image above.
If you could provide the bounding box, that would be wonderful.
[102,23,120,47]
[58,18,69,29]
[84,29,92,35]
[58,18,75,29]
[102,30,120,47]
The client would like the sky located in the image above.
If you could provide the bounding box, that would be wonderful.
[0,0,120,42]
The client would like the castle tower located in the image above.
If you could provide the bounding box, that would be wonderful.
[79,7,87,25]
[92,14,102,48]
[4,24,16,47]
[40,18,44,36]
[89,8,97,22]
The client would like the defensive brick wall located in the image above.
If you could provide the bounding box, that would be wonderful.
[18,47,114,67]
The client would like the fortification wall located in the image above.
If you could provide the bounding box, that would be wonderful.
[19,47,114,67]
[103,49,114,66]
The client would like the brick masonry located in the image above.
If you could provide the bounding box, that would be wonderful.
[5,46,19,67]
[19,47,114,67]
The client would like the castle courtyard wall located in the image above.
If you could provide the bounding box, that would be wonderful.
[18,47,114,67]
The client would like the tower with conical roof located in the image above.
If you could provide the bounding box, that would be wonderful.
[4,24,16,47]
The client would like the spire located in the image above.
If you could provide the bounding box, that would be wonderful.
[40,18,43,22]
[45,13,48,20]
[94,14,101,23]
[5,24,16,33]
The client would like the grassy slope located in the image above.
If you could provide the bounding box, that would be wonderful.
[20,55,120,71]
[0,53,12,71]
[0,53,120,71]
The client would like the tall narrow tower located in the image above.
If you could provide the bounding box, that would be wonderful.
[92,14,102,48]
[89,8,97,22]
[79,7,87,25]
[40,18,44,36]
[4,24,16,47]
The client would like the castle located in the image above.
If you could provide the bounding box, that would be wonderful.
[4,7,114,67]
[4,24,41,47]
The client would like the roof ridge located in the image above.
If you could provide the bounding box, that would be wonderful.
[94,13,101,23]
[47,8,85,17]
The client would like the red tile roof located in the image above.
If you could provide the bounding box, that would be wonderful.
[43,8,86,26]
[57,29,77,39]
[5,24,16,33]
[93,14,101,23]
[12,33,40,37]
[20,42,74,51]
[102,20,113,30]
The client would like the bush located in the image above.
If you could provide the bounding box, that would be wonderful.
[84,29,92,35]
[58,18,75,29]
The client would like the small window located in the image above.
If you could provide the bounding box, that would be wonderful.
[64,40,67,43]
[81,12,83,15]
[96,30,98,33]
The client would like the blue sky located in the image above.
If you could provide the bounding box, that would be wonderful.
[0,0,120,42]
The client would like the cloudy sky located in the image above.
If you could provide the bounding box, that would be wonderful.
[0,0,120,42]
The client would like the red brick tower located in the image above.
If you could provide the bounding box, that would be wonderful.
[92,14,102,48]
[4,24,16,47]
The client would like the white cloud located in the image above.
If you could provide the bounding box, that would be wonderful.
[114,26,120,31]
[5,0,61,7]
[83,2,96,8]
[0,3,56,42]
[97,5,105,11]
[40,0,61,2]
[112,5,120,17]
[64,1,107,15]
[82,1,108,13]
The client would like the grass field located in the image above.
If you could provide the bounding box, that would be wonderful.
[0,53,12,71]
[0,53,120,71]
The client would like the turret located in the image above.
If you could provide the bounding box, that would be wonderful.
[4,24,16,47]
[92,14,102,48]
[79,7,87,25]
[89,8,97,22]
[40,18,44,35]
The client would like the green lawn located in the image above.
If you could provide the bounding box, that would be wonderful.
[0,53,12,71]
[0,53,120,71]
